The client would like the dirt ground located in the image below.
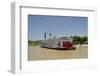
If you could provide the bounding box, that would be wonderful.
[28,45,88,61]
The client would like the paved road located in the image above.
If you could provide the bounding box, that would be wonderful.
[28,46,88,61]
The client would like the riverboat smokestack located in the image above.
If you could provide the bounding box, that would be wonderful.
[44,32,47,39]
[49,33,52,38]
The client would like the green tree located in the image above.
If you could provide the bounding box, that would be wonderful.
[70,36,88,45]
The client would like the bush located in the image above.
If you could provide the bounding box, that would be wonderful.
[28,40,42,46]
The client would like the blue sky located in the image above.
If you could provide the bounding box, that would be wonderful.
[28,15,88,41]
